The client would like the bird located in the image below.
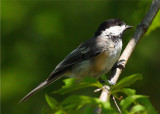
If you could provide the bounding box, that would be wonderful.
[20,19,133,103]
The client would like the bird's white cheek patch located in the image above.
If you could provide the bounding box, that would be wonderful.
[102,25,126,36]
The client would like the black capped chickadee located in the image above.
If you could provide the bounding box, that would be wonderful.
[20,19,133,102]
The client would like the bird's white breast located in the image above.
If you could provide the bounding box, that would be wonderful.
[103,39,122,74]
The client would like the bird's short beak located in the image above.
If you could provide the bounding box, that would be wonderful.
[126,25,134,29]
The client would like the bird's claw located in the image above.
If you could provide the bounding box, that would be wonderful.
[116,59,126,70]
[108,80,116,85]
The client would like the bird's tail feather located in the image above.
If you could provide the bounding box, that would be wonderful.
[19,71,64,103]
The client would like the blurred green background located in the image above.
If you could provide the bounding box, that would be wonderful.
[1,0,160,114]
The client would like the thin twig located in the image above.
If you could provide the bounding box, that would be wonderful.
[98,0,160,112]
[112,96,122,114]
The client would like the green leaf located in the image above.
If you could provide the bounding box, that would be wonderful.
[121,88,136,96]
[112,88,136,98]
[101,102,117,114]
[61,95,115,113]
[61,78,77,88]
[120,95,147,111]
[54,110,66,114]
[136,97,157,114]
[112,88,136,101]
[53,77,102,94]
[41,106,53,114]
[101,74,108,81]
[61,95,99,108]
[130,104,146,114]
[111,74,142,93]
[45,94,61,111]
[84,105,95,114]
[146,10,160,36]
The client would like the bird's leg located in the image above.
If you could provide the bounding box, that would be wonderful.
[108,59,126,85]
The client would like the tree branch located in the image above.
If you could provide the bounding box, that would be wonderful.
[98,0,160,110]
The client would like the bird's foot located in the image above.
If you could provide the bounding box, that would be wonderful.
[108,80,116,85]
[109,59,126,85]
[116,59,126,70]
[111,59,125,72]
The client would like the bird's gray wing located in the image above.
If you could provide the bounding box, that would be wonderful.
[52,38,105,74]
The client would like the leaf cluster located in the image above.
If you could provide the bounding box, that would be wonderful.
[42,74,157,114]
